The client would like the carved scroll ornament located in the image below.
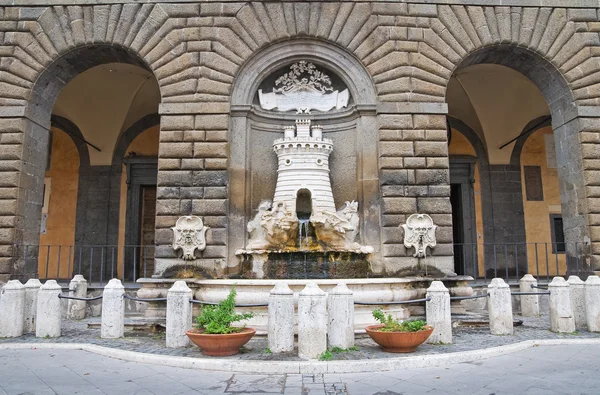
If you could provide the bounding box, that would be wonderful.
[401,214,437,258]
[172,216,209,260]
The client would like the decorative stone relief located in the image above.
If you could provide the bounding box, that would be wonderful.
[258,62,349,113]
[172,216,209,260]
[402,214,437,258]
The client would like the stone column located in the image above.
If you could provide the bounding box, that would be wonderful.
[567,275,586,329]
[0,280,25,337]
[101,279,125,339]
[36,280,62,338]
[23,278,42,333]
[268,282,294,353]
[585,275,600,332]
[166,281,192,348]
[327,282,354,349]
[519,274,540,317]
[67,275,88,320]
[548,277,575,333]
[298,283,327,359]
[488,278,513,335]
[426,281,452,344]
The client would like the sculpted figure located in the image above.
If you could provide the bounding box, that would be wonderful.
[338,201,360,248]
[246,200,272,250]
[172,216,209,260]
[402,213,437,258]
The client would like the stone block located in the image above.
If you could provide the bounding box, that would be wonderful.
[166,281,193,348]
[298,283,327,359]
[0,280,25,337]
[181,159,205,170]
[268,283,294,353]
[158,159,181,170]
[519,274,539,317]
[426,281,451,344]
[159,131,184,142]
[23,278,41,334]
[206,130,228,142]
[378,114,412,129]
[204,187,227,199]
[328,283,354,349]
[193,170,228,186]
[36,280,62,338]
[180,130,206,143]
[159,142,193,158]
[67,275,88,320]
[193,142,228,158]
[379,141,414,157]
[380,169,408,185]
[549,277,576,333]
[162,115,194,131]
[157,171,193,187]
[101,279,125,339]
[408,4,437,17]
[403,157,426,168]
[417,197,451,214]
[488,278,513,335]
[205,158,228,169]
[382,197,417,214]
[568,275,587,329]
[414,141,448,157]
[585,275,600,332]
[192,199,227,216]
[415,169,449,184]
[194,114,228,130]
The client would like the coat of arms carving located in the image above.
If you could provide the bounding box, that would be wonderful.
[401,214,437,258]
[172,216,209,260]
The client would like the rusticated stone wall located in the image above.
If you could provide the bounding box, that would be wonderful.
[0,2,600,280]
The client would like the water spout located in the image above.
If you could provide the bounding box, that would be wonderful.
[298,219,310,248]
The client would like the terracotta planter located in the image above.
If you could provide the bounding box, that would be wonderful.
[186,328,256,356]
[365,324,433,353]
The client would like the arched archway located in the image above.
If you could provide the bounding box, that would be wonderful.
[447,44,591,276]
[10,45,161,280]
[228,39,382,272]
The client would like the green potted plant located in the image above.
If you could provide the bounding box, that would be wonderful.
[365,309,433,353]
[186,286,255,356]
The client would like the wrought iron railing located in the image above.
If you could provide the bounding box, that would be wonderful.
[14,244,155,286]
[12,241,591,285]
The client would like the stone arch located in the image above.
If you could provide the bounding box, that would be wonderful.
[231,39,377,107]
[50,115,91,169]
[510,116,553,167]
[227,38,381,272]
[112,113,160,167]
[449,44,591,274]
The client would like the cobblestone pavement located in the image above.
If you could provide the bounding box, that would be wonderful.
[1,344,599,394]
[0,314,598,361]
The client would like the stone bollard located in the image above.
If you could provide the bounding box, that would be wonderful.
[101,279,125,339]
[328,282,354,349]
[298,282,327,359]
[548,277,576,333]
[24,279,42,333]
[268,282,294,353]
[67,275,88,320]
[519,274,540,317]
[36,280,62,338]
[585,275,600,332]
[0,280,25,337]
[426,281,452,344]
[567,276,586,329]
[166,281,193,348]
[488,278,513,335]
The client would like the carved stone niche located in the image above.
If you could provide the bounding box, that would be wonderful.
[172,216,209,260]
[401,214,437,258]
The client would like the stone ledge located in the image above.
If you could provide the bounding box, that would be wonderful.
[2,338,599,374]
[1,0,597,7]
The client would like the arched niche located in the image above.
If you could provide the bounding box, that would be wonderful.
[228,40,382,272]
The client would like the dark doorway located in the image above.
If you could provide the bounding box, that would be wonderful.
[296,189,312,220]
[450,157,478,276]
[124,157,157,280]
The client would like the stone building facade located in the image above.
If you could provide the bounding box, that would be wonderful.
[1,0,600,283]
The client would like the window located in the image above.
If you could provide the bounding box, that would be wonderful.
[550,214,565,254]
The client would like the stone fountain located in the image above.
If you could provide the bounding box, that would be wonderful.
[137,62,472,330]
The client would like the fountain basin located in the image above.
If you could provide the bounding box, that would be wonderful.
[137,276,473,332]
